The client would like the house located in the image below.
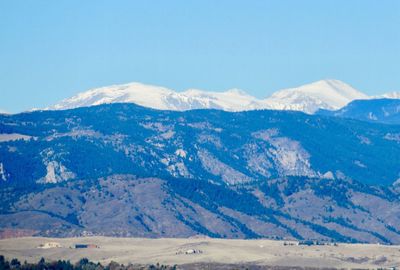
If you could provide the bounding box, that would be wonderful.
[176,249,203,255]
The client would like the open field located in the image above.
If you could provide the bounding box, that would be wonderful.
[0,237,400,269]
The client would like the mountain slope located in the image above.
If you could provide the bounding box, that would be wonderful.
[48,80,370,114]
[2,174,400,243]
[3,103,400,187]
[2,104,400,242]
[318,98,400,124]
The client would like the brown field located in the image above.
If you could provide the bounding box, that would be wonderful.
[0,237,399,269]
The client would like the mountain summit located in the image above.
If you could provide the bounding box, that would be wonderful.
[263,79,369,113]
[49,82,262,112]
[49,79,372,114]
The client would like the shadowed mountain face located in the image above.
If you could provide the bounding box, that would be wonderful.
[318,98,400,125]
[1,104,400,242]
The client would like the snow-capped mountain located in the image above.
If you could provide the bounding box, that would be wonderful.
[49,83,264,112]
[263,79,369,113]
[48,79,376,114]
[377,92,400,99]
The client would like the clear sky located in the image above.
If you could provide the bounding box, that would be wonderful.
[1,0,399,113]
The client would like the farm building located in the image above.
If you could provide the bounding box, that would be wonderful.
[74,244,99,249]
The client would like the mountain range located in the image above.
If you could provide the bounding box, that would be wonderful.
[2,78,400,242]
[1,103,400,242]
[48,79,392,114]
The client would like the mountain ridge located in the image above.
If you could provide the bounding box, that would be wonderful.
[3,102,400,186]
[46,79,390,114]
[317,98,400,125]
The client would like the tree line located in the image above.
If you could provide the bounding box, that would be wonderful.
[0,256,176,270]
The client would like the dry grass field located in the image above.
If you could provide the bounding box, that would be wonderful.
[1,237,399,269]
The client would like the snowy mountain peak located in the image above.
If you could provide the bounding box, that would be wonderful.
[378,92,400,99]
[264,79,369,113]
[49,83,262,112]
[50,83,178,111]
[225,88,250,95]
[181,88,250,98]
[48,79,386,114]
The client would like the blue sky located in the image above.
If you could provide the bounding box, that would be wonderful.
[1,0,399,113]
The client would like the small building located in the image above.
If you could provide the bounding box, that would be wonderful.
[74,244,99,249]
[37,242,62,249]
[185,249,202,254]
[176,249,203,255]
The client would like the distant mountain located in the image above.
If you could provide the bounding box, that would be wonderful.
[2,103,400,242]
[47,79,369,114]
[49,83,265,112]
[264,80,369,113]
[377,92,400,99]
[318,98,400,125]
